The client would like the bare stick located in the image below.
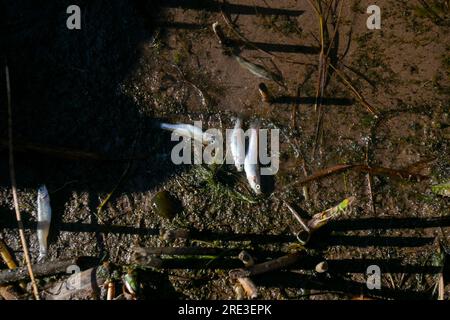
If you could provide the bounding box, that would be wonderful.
[365,141,376,215]
[5,60,40,300]
[284,202,311,233]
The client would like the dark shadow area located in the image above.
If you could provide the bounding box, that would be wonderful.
[1,206,442,299]
[158,0,304,16]
[160,256,441,275]
[214,37,319,54]
[139,269,188,299]
[151,21,319,54]
[0,0,197,263]
[260,174,275,195]
[324,235,435,247]
[0,210,438,249]
[156,21,209,30]
[327,216,450,231]
[255,271,431,300]
[0,0,180,195]
[242,42,320,54]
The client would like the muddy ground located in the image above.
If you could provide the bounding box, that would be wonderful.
[0,0,449,300]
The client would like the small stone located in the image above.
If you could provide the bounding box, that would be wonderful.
[151,190,181,219]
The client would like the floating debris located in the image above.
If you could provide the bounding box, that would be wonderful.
[230,117,245,172]
[37,185,51,262]
[151,190,182,220]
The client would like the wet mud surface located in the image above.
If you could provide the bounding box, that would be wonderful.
[0,0,449,299]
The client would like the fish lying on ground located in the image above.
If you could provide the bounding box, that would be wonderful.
[234,55,283,85]
[37,185,51,262]
[159,123,215,145]
[230,117,245,172]
[244,122,262,195]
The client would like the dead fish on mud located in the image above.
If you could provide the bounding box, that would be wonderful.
[159,123,215,145]
[37,185,51,262]
[230,117,245,172]
[244,122,262,195]
[233,55,284,87]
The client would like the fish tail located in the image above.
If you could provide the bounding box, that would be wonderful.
[158,122,173,131]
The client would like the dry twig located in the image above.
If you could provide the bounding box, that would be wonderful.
[5,60,40,300]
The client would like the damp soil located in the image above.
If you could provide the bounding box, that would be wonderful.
[0,0,449,300]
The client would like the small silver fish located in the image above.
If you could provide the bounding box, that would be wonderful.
[230,117,245,172]
[234,55,283,84]
[159,123,215,145]
[244,123,261,195]
[37,185,51,262]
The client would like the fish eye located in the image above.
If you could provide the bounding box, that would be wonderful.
[255,184,260,190]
